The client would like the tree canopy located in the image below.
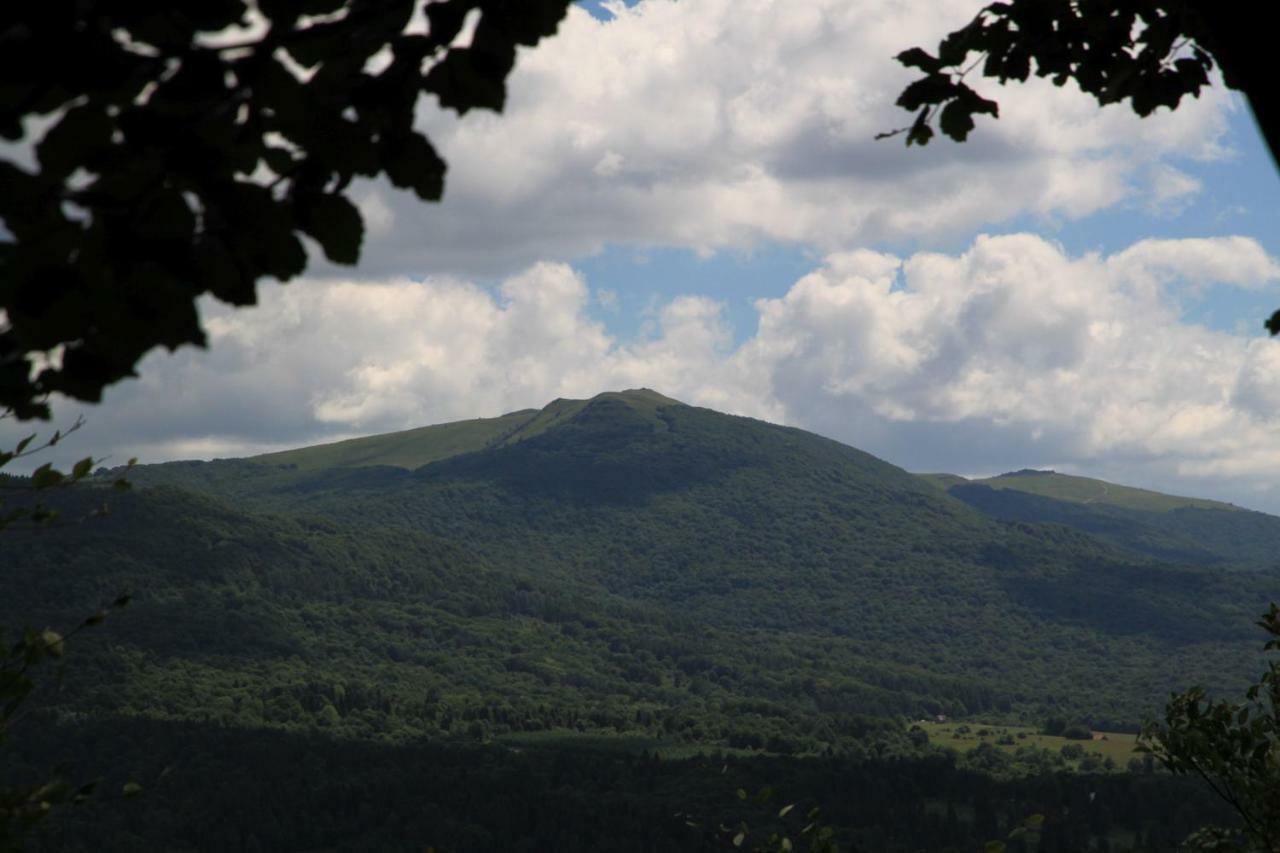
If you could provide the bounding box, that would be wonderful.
[1139,604,1280,853]
[0,0,571,420]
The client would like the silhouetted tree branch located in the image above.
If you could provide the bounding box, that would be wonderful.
[0,0,572,420]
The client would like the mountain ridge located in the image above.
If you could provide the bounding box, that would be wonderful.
[220,391,1263,526]
[119,388,1280,570]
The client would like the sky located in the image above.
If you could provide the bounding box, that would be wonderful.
[9,0,1280,512]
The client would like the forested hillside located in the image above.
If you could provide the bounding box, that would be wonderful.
[20,390,1275,728]
[5,390,1275,850]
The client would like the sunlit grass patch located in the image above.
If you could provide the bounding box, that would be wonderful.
[918,720,1139,765]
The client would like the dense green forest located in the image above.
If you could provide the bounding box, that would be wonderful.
[4,390,1276,850]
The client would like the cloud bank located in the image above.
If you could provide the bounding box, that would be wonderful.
[21,233,1280,511]
[333,0,1234,277]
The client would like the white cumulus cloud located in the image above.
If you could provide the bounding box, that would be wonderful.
[327,0,1234,277]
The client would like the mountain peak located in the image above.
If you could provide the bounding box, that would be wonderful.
[483,388,683,450]
[596,388,682,406]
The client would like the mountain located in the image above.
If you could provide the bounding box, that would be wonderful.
[4,389,1261,737]
[6,389,1271,850]
[921,469,1280,566]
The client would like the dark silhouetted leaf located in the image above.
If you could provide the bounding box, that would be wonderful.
[296,192,363,265]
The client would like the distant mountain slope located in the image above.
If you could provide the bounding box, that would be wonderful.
[921,470,1280,566]
[922,469,1238,513]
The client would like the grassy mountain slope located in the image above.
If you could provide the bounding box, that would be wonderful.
[252,408,539,471]
[249,389,682,472]
[923,469,1237,513]
[487,388,681,448]
[922,470,1280,566]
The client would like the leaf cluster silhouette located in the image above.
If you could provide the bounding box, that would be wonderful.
[0,0,571,419]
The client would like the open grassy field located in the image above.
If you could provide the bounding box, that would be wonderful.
[918,721,1140,764]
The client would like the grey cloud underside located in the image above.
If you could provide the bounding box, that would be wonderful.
[79,350,331,447]
[306,177,668,279]
[764,122,1027,184]
[778,401,1075,476]
[319,151,1053,282]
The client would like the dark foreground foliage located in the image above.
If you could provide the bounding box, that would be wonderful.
[4,716,1236,853]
